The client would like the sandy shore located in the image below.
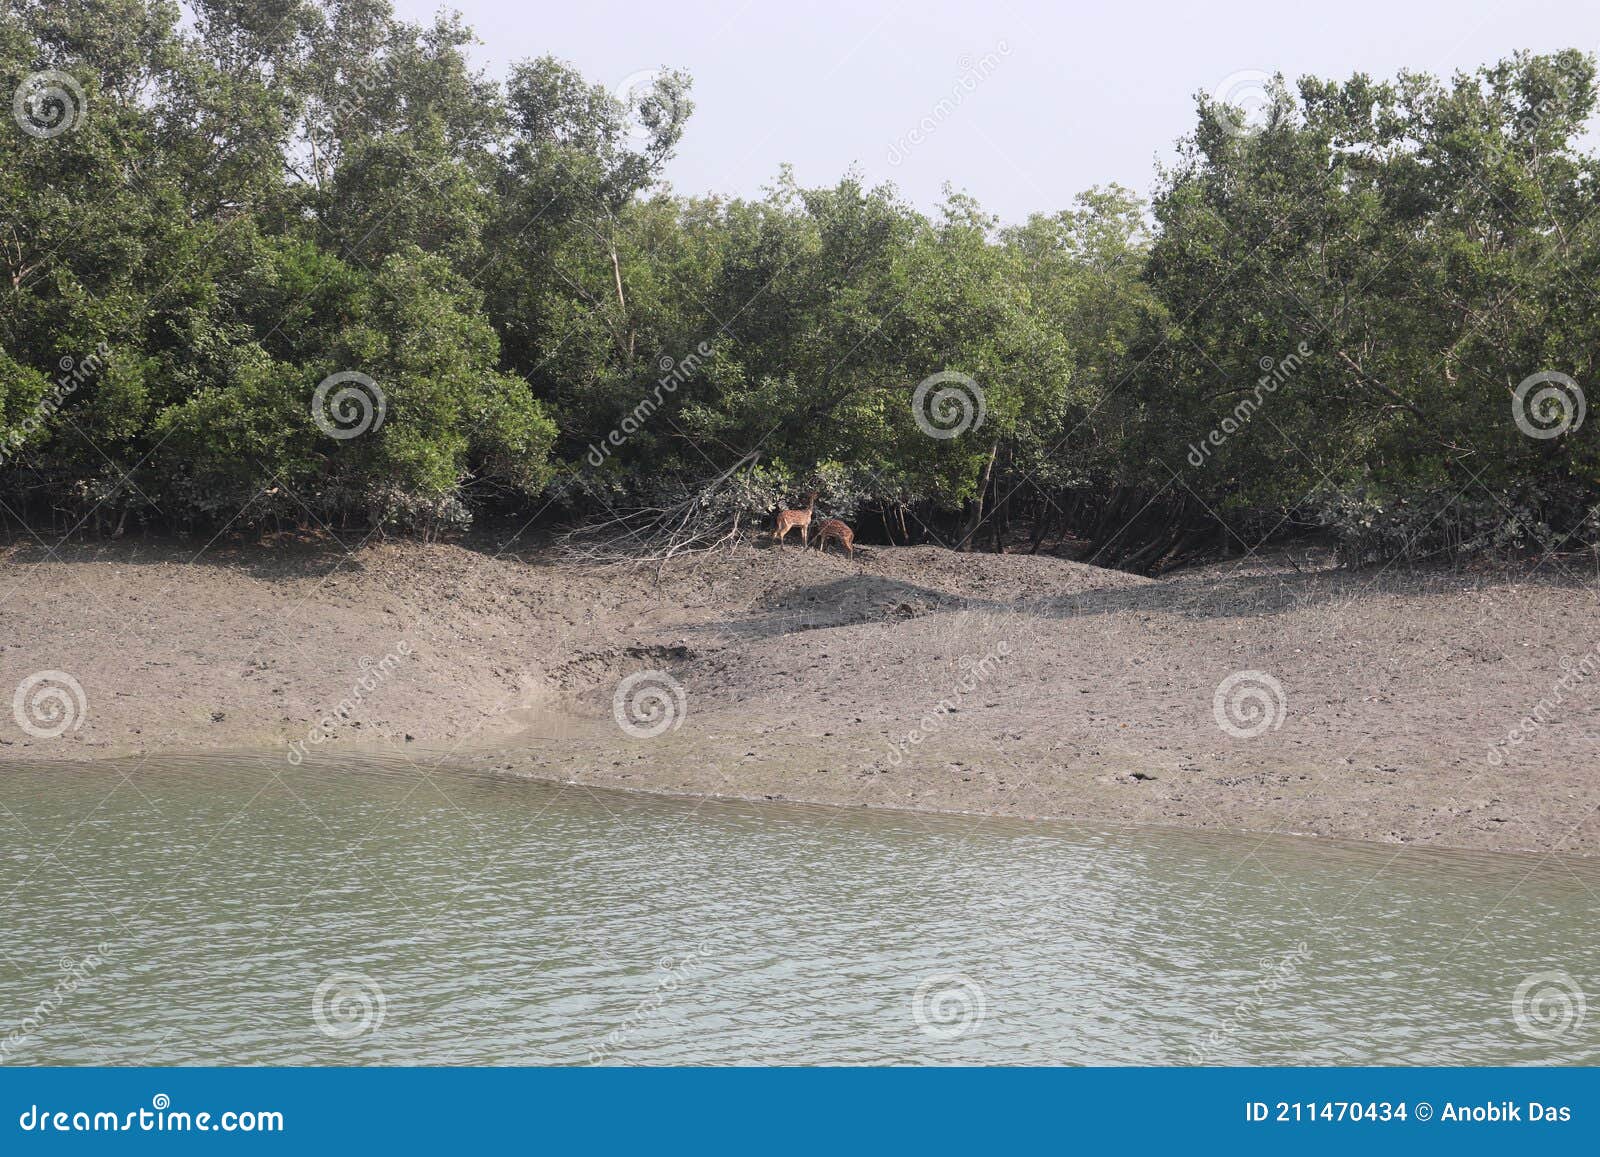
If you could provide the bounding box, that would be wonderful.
[2,534,1598,856]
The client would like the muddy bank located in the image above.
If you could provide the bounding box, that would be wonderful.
[2,534,1597,856]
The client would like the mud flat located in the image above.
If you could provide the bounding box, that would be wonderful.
[3,534,1596,856]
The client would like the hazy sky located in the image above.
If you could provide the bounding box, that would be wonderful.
[392,0,1600,221]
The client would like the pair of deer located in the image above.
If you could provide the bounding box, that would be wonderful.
[772,492,855,559]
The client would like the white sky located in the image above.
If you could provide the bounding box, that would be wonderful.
[392,0,1600,220]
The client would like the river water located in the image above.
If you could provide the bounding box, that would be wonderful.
[0,753,1594,1065]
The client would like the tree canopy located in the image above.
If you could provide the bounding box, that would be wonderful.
[3,0,1597,567]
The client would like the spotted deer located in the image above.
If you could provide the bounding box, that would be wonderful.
[812,517,855,560]
[772,492,818,547]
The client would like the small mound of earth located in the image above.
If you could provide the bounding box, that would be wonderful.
[860,544,1154,601]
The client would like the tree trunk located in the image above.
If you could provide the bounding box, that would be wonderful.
[957,441,1000,552]
[992,473,1011,553]
[1029,502,1054,554]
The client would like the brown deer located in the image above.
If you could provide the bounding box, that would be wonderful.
[812,517,855,560]
[772,492,817,547]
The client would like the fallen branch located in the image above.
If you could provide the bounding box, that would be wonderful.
[558,452,764,574]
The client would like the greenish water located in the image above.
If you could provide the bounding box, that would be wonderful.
[0,753,1595,1065]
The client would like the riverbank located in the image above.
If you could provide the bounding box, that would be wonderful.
[2,534,1597,856]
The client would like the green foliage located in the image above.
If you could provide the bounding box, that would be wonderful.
[2,0,1597,565]
[1,0,560,532]
[1133,48,1600,564]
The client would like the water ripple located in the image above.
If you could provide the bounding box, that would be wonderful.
[0,752,1595,1065]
